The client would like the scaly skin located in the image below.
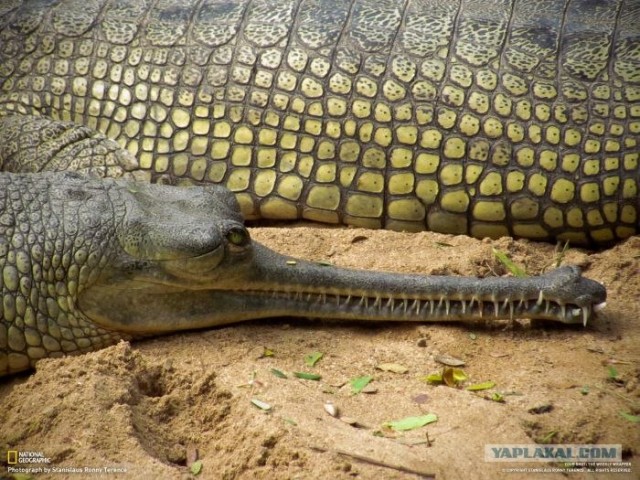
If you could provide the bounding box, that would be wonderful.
[0,0,638,244]
[0,172,606,376]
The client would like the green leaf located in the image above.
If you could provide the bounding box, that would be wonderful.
[190,460,203,475]
[271,368,287,379]
[383,413,438,431]
[607,365,619,379]
[492,248,527,277]
[453,369,467,382]
[350,375,373,394]
[263,347,275,357]
[294,371,322,381]
[467,381,496,391]
[491,392,505,403]
[442,367,467,387]
[421,372,443,384]
[619,411,640,423]
[580,385,589,395]
[468,332,477,340]
[304,351,324,367]
[540,431,557,444]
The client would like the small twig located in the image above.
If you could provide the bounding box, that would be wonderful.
[554,240,571,268]
[309,445,436,478]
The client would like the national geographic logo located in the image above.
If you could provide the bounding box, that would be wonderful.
[5,450,128,475]
[6,450,52,464]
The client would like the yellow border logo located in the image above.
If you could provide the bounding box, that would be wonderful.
[7,451,18,464]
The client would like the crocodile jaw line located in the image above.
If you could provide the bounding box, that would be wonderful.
[79,242,607,334]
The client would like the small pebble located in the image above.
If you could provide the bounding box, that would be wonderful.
[324,401,339,418]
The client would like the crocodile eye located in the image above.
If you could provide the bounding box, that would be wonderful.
[226,226,250,247]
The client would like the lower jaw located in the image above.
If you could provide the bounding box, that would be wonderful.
[229,289,602,325]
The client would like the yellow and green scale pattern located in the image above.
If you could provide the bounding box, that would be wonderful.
[0,0,638,244]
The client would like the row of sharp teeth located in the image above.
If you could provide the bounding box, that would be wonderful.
[269,290,606,326]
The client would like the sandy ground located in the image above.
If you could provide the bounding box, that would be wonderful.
[1,227,639,480]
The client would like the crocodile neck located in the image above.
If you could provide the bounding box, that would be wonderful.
[0,0,637,245]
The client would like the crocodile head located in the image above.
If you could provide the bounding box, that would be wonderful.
[77,180,607,335]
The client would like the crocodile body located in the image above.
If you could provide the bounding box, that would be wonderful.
[0,0,638,245]
[0,0,634,376]
[0,171,607,376]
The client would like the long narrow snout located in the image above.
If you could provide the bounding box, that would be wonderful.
[81,240,606,335]
[231,243,606,326]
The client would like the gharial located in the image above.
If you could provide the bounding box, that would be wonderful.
[0,0,637,377]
